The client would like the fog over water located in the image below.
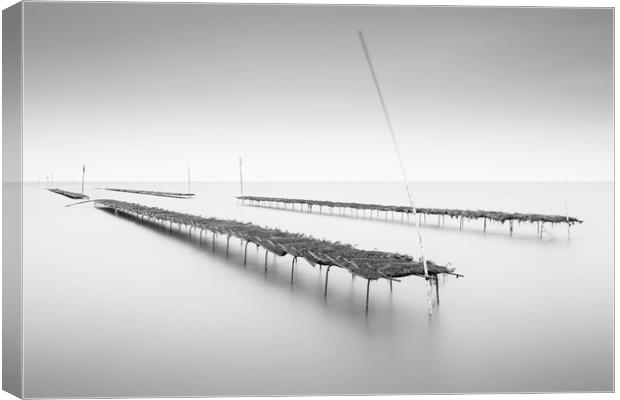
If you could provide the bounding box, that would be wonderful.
[22,181,612,397]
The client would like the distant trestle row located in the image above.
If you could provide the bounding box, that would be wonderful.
[102,188,195,198]
[237,195,583,237]
[47,188,89,199]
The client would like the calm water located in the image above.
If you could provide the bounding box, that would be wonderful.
[22,182,613,397]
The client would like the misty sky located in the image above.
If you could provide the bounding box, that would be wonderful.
[22,3,613,182]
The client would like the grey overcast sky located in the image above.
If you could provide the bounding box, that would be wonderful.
[22,3,613,182]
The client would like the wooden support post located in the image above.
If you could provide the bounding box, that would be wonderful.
[212,232,216,251]
[324,266,332,297]
[389,279,393,291]
[291,256,297,284]
[509,220,514,236]
[483,218,487,233]
[243,241,249,266]
[264,249,269,271]
[199,229,203,246]
[226,236,231,259]
[435,276,440,305]
[365,279,371,313]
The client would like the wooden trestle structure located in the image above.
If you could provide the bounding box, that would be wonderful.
[237,196,583,238]
[102,188,195,199]
[47,188,89,199]
[93,199,462,312]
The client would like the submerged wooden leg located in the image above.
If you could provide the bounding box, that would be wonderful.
[324,266,332,297]
[212,232,216,251]
[291,256,297,284]
[226,236,231,259]
[435,276,440,305]
[264,249,269,271]
[365,279,371,313]
[243,241,250,266]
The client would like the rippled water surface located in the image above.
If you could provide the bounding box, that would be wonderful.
[22,182,613,397]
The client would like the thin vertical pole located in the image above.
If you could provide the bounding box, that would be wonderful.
[187,164,191,193]
[562,181,570,237]
[239,157,244,197]
[81,164,85,194]
[357,31,432,315]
